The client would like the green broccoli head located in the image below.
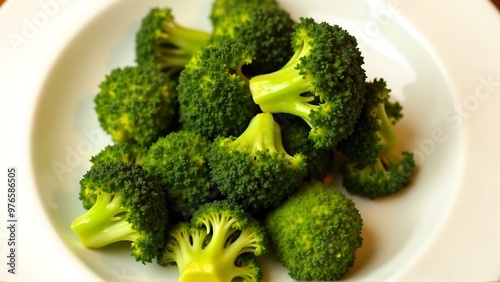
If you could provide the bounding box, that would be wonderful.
[209,0,278,27]
[142,130,219,220]
[209,113,307,212]
[280,115,335,181]
[265,180,363,281]
[249,17,366,149]
[158,200,267,281]
[177,40,261,140]
[341,151,415,198]
[71,162,168,263]
[211,4,295,76]
[135,7,211,76]
[94,65,178,147]
[337,78,415,198]
[79,143,149,210]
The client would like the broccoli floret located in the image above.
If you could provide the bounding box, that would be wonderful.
[265,180,363,281]
[337,78,415,198]
[209,113,307,212]
[71,162,168,263]
[158,200,267,281]
[142,130,219,220]
[249,17,366,149]
[211,4,295,76]
[94,65,178,147]
[78,143,149,210]
[177,40,260,140]
[280,116,335,181]
[209,0,278,27]
[135,7,211,77]
[90,143,148,167]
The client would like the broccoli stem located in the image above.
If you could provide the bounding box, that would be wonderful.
[249,64,318,125]
[375,102,399,152]
[71,192,136,248]
[161,22,211,55]
[228,113,278,155]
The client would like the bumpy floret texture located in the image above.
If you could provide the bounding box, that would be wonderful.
[249,17,366,149]
[135,7,211,76]
[209,0,279,27]
[177,40,260,140]
[72,162,168,263]
[265,180,363,281]
[94,65,178,147]
[142,130,219,220]
[209,113,307,212]
[211,4,295,76]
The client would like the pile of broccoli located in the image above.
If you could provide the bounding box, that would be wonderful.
[70,0,417,280]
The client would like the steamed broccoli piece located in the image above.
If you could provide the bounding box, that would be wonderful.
[210,0,278,27]
[90,143,148,167]
[135,7,211,76]
[337,78,415,198]
[211,4,295,76]
[78,143,149,210]
[71,162,168,263]
[249,17,366,149]
[265,180,363,281]
[142,130,219,220]
[209,113,307,212]
[177,40,260,140]
[94,65,178,147]
[158,200,267,281]
[280,116,335,181]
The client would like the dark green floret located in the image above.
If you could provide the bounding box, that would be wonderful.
[209,0,278,27]
[158,200,267,281]
[211,4,295,76]
[280,116,335,181]
[177,40,260,140]
[142,130,219,220]
[249,17,366,149]
[209,113,307,212]
[265,180,363,281]
[79,143,149,209]
[337,78,415,198]
[135,7,211,77]
[71,162,168,264]
[94,65,178,147]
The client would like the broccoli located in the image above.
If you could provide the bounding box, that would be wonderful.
[94,65,178,147]
[209,0,279,27]
[158,200,267,281]
[78,143,149,210]
[177,40,260,140]
[90,143,148,167]
[265,180,363,281]
[249,17,366,149]
[142,130,219,220]
[135,7,211,77]
[211,4,295,76]
[280,115,335,181]
[337,78,415,198]
[71,162,168,263]
[209,112,307,212]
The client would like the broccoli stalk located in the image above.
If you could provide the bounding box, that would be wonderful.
[249,17,366,149]
[158,201,267,281]
[209,113,307,212]
[72,192,137,248]
[71,162,168,263]
[135,7,211,76]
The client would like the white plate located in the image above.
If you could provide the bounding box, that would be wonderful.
[1,0,500,281]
